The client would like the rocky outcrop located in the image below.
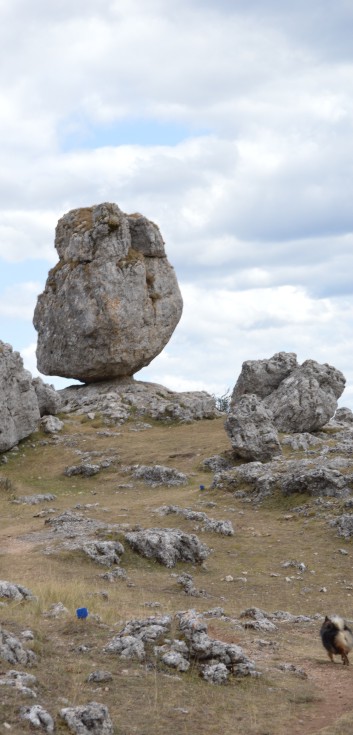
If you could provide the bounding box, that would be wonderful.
[131,465,188,486]
[0,626,36,666]
[20,705,54,733]
[0,581,35,602]
[212,456,353,502]
[231,352,298,403]
[58,378,220,424]
[125,528,211,567]
[0,342,40,452]
[230,352,345,436]
[33,203,183,382]
[225,394,282,462]
[32,377,62,416]
[263,360,345,432]
[60,702,113,735]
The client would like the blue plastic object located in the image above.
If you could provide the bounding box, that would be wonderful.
[76,607,89,620]
[199,484,205,491]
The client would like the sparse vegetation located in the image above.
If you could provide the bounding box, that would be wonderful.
[1,415,353,733]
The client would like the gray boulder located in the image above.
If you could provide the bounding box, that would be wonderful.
[32,377,62,416]
[231,351,298,403]
[225,394,282,462]
[33,202,183,382]
[230,352,346,435]
[20,705,55,733]
[263,359,345,432]
[131,464,188,486]
[125,528,211,567]
[104,614,172,661]
[82,540,124,567]
[0,341,40,452]
[0,626,36,666]
[41,415,64,433]
[0,580,35,602]
[60,701,113,735]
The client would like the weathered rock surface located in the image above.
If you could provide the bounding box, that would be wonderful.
[225,394,282,462]
[0,580,35,602]
[20,704,55,733]
[263,359,345,432]
[0,341,40,452]
[32,377,62,416]
[105,609,256,683]
[230,352,345,435]
[125,528,211,567]
[34,202,183,382]
[60,701,113,735]
[0,670,38,698]
[231,351,298,403]
[40,415,64,434]
[59,378,220,424]
[0,626,36,665]
[155,505,234,535]
[131,465,188,486]
[212,456,353,502]
[82,540,124,567]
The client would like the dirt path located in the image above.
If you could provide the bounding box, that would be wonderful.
[290,658,353,734]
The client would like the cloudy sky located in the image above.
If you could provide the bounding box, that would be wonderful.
[1,0,353,406]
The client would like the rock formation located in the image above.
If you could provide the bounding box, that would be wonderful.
[0,341,40,452]
[225,394,282,462]
[230,352,345,435]
[33,202,183,382]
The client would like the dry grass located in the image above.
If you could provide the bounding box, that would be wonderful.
[1,416,353,734]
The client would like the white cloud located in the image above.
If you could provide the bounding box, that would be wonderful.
[1,0,353,408]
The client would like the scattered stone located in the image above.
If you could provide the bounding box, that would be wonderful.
[202,455,233,473]
[40,415,64,434]
[0,670,37,697]
[225,394,282,462]
[201,663,229,684]
[20,704,55,733]
[131,465,188,486]
[155,505,234,535]
[87,671,113,683]
[125,528,211,567]
[43,602,69,618]
[334,407,353,425]
[330,515,353,539]
[104,615,172,661]
[0,626,36,665]
[99,568,128,582]
[60,701,113,735]
[34,202,183,383]
[176,573,207,597]
[64,464,101,477]
[0,341,40,452]
[83,540,124,567]
[277,663,307,678]
[13,494,56,505]
[239,608,277,632]
[0,581,35,602]
[280,561,307,572]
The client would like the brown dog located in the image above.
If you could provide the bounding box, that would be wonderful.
[320,615,353,665]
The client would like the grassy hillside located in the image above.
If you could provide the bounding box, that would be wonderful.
[1,414,353,734]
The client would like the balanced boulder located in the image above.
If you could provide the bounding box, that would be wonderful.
[33,203,183,382]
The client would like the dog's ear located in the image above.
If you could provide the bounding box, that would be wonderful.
[324,616,329,622]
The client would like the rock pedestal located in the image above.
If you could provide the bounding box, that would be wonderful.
[33,203,183,382]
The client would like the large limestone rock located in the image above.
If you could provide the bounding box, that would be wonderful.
[0,342,40,452]
[225,394,282,462]
[231,352,298,403]
[33,203,183,382]
[263,359,345,432]
[231,353,345,434]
